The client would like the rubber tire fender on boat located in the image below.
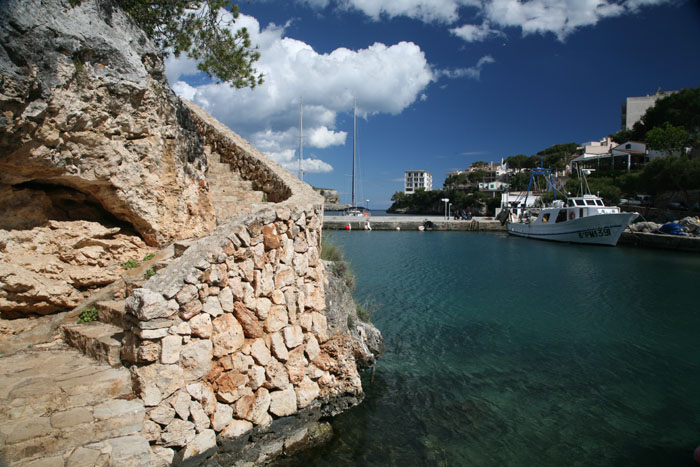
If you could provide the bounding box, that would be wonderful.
[569,211,575,220]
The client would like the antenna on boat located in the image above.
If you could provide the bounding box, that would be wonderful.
[298,97,304,181]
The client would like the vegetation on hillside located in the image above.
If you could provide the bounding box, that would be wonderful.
[71,0,263,88]
[611,87,700,149]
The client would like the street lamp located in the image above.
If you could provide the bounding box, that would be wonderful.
[441,198,449,220]
[365,199,370,210]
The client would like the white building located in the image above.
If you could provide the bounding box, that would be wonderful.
[404,170,432,193]
[569,141,666,173]
[578,136,616,155]
[623,90,676,130]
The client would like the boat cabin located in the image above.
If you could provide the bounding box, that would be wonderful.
[530,195,621,224]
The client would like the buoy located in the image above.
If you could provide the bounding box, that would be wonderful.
[345,224,351,230]
[694,445,700,463]
[396,226,400,231]
[418,225,425,231]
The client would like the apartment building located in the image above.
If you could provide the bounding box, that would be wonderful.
[404,170,432,193]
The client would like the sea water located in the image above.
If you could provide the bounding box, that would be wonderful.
[292,231,700,466]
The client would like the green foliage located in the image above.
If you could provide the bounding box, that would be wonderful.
[78,307,99,323]
[467,169,488,183]
[122,259,140,270]
[73,0,263,88]
[144,267,156,279]
[332,261,355,292]
[635,88,700,141]
[645,122,690,156]
[505,154,531,169]
[356,304,371,323]
[143,253,156,262]
[535,142,579,171]
[320,235,344,262]
[471,161,489,168]
[443,173,470,188]
[636,156,700,196]
[507,171,531,191]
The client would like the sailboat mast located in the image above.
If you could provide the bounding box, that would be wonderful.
[352,100,356,207]
[299,97,303,181]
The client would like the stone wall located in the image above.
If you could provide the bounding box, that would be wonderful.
[121,105,373,464]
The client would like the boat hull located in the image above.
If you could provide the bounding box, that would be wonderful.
[507,212,638,246]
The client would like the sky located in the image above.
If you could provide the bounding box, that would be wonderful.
[166,0,700,209]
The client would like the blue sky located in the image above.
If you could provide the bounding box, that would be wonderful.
[167,0,700,209]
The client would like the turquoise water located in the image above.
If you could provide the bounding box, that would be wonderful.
[293,231,700,466]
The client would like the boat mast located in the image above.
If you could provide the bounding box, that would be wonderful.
[298,97,303,181]
[352,99,356,207]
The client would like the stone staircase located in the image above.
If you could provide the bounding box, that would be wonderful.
[0,245,185,466]
[205,146,265,223]
[1,147,266,466]
[0,345,151,466]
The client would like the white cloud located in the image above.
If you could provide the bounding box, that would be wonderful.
[299,0,671,41]
[482,0,670,40]
[439,55,495,80]
[264,148,334,174]
[166,12,436,173]
[451,21,505,42]
[308,127,348,148]
[339,0,482,23]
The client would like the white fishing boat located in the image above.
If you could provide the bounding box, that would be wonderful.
[501,168,638,246]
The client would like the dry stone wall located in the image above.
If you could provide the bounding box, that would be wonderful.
[121,103,367,464]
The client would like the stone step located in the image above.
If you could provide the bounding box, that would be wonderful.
[61,322,124,368]
[96,300,126,328]
[211,192,264,204]
[0,347,150,466]
[208,179,251,191]
[209,186,255,197]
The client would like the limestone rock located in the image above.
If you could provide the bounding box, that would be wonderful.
[233,302,264,338]
[0,0,216,247]
[233,388,270,425]
[211,314,244,357]
[180,339,213,381]
[250,338,271,366]
[269,387,297,417]
[283,325,304,349]
[189,313,213,338]
[178,429,217,466]
[0,221,151,316]
[220,419,253,439]
[161,419,196,448]
[160,335,182,364]
[295,377,321,409]
[211,403,233,432]
[189,400,211,432]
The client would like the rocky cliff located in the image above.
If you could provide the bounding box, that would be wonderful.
[0,0,216,246]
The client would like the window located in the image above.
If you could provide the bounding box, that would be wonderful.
[555,210,568,223]
[595,199,604,206]
[585,200,596,206]
[541,213,550,223]
[575,199,585,206]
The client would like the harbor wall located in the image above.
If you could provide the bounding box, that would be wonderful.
[323,216,506,232]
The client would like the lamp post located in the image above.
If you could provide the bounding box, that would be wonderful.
[441,198,449,220]
[366,199,370,211]
[449,203,452,219]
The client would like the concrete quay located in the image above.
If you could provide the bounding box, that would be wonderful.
[323,215,506,232]
[619,231,700,252]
